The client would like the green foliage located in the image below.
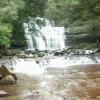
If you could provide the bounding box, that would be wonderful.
[0,0,25,48]
[0,0,25,22]
[44,0,78,26]
[0,23,12,35]
[0,35,11,48]
[11,0,47,48]
[0,22,13,47]
[11,20,26,48]
[18,0,47,20]
[45,0,100,48]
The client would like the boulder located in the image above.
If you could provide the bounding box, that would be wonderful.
[36,60,40,64]
[0,90,9,97]
[0,65,14,77]
[0,75,16,85]
[0,74,3,80]
[0,49,7,56]
[54,50,64,56]
[0,65,17,85]
[37,52,45,57]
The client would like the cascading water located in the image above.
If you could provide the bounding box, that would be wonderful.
[2,54,100,75]
[23,17,65,51]
[40,27,65,50]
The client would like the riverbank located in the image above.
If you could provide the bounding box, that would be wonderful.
[0,64,100,100]
[0,48,99,59]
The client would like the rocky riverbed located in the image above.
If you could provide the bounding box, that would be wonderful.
[0,48,99,58]
[0,64,100,100]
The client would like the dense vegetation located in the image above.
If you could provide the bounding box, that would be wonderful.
[0,0,24,48]
[45,0,100,48]
[0,0,100,48]
[0,0,47,48]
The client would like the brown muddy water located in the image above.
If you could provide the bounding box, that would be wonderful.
[0,64,100,100]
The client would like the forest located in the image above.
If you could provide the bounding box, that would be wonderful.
[0,0,100,49]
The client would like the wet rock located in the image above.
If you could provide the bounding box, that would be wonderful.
[0,65,17,84]
[54,50,64,56]
[0,65,14,77]
[0,74,3,80]
[0,49,7,56]
[43,50,49,53]
[0,90,9,97]
[25,50,36,55]
[17,51,27,58]
[0,75,16,85]
[6,49,14,56]
[33,54,39,58]
[17,50,41,58]
[53,48,99,56]
[35,49,40,52]
[37,52,45,57]
[6,49,22,56]
[95,48,100,53]
[36,60,40,64]
[12,73,17,81]
[0,54,3,58]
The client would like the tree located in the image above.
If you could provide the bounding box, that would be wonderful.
[0,0,24,48]
[11,0,47,48]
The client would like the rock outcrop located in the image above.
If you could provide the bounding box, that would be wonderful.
[54,48,98,56]
[0,75,16,85]
[0,65,17,85]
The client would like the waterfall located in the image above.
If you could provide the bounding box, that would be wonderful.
[23,17,65,51]
[23,23,34,50]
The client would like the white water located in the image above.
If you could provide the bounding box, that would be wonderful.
[5,54,100,75]
[40,27,65,50]
[23,17,65,51]
[24,23,35,51]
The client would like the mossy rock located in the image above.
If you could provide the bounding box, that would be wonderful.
[0,74,3,80]
[0,65,14,77]
[0,75,16,85]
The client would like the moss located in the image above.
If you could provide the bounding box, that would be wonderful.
[69,43,99,49]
